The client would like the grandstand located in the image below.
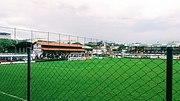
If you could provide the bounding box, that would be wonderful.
[33,41,86,60]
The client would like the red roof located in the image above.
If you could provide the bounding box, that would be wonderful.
[41,48,85,52]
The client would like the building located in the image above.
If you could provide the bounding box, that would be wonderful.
[167,41,180,47]
[0,32,11,39]
[82,46,93,53]
[15,42,34,53]
[92,49,103,55]
[0,40,87,62]
[3,40,86,60]
[125,42,170,54]
[33,41,86,59]
[0,42,35,62]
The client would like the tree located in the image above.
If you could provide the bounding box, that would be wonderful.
[0,39,17,52]
[85,42,98,49]
[72,42,82,45]
[117,44,126,52]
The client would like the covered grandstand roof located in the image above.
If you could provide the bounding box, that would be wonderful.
[41,48,85,52]
[35,41,86,52]
[16,42,34,47]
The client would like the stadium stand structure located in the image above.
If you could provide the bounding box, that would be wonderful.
[33,41,86,60]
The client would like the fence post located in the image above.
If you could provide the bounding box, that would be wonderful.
[27,48,31,101]
[166,47,173,101]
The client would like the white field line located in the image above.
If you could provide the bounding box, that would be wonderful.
[0,91,27,101]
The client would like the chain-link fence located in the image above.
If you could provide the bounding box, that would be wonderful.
[0,26,179,101]
[172,48,180,101]
[0,63,27,101]
[28,56,167,101]
[173,60,180,101]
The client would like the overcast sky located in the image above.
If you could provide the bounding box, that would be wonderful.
[0,0,180,43]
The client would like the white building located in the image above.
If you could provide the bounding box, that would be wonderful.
[92,49,103,55]
[167,41,180,47]
[0,32,11,39]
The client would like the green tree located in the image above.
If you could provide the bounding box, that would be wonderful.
[72,42,82,45]
[0,39,16,52]
[117,44,126,52]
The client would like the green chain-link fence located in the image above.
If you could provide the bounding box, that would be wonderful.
[1,48,179,101]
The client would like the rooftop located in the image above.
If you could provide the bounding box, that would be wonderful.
[0,32,11,35]
[41,48,85,52]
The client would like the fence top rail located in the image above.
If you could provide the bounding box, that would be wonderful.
[0,25,109,43]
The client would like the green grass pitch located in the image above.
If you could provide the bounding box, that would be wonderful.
[0,58,179,101]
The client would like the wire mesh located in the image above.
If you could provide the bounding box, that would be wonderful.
[173,48,180,101]
[0,26,180,101]
[28,54,167,100]
[0,63,27,101]
[29,37,168,100]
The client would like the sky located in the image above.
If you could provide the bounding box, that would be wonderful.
[0,0,180,44]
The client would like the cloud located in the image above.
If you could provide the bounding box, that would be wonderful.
[0,0,180,43]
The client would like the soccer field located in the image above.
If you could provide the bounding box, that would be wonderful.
[0,58,180,101]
